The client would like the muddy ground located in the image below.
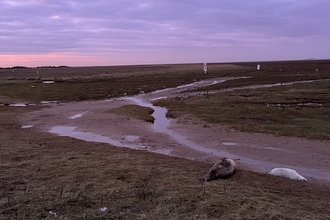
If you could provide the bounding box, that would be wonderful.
[19,77,330,184]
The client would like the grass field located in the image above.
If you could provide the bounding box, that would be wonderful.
[156,79,330,140]
[1,60,330,219]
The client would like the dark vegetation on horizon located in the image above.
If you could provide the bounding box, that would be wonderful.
[0,65,70,69]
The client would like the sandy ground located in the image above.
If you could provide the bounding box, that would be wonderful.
[19,78,330,184]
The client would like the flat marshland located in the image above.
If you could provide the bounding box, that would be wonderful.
[1,61,330,219]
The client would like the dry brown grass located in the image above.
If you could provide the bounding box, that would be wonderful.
[1,61,330,219]
[1,104,330,219]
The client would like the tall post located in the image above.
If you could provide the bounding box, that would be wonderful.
[203,63,207,74]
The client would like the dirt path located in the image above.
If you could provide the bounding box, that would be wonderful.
[20,78,330,184]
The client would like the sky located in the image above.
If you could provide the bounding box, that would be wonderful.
[0,0,330,67]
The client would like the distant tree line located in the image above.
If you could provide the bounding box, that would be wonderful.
[0,65,70,69]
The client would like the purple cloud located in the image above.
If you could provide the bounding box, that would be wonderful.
[0,0,329,66]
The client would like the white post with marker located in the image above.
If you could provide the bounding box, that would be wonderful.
[203,63,207,74]
[257,64,260,71]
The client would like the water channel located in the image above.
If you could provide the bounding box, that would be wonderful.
[47,78,330,182]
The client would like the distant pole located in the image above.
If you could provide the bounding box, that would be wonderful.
[257,64,260,71]
[203,63,207,74]
[37,69,39,74]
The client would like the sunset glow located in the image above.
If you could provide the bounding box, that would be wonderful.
[1,0,329,67]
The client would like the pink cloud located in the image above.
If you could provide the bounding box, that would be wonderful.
[0,53,128,67]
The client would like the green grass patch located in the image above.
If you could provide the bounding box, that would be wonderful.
[107,104,155,123]
[156,80,330,139]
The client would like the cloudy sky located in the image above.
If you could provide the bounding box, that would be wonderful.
[0,0,329,67]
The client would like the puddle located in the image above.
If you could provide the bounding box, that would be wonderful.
[42,81,55,84]
[267,103,324,107]
[50,126,124,146]
[222,142,237,146]
[221,79,328,93]
[49,126,172,156]
[149,96,168,102]
[298,103,324,106]
[150,88,171,94]
[9,103,27,107]
[125,135,140,142]
[259,147,289,152]
[125,88,330,181]
[176,83,195,89]
[45,78,330,182]
[40,101,59,105]
[21,125,34,129]
[69,111,89,119]
[152,148,171,155]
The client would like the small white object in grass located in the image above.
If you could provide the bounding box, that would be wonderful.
[99,207,107,212]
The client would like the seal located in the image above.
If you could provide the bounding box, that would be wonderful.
[202,157,236,181]
[268,168,307,181]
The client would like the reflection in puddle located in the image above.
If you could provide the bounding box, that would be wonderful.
[50,126,126,146]
[125,135,140,142]
[222,142,237,146]
[267,103,324,107]
[149,96,167,102]
[50,98,172,155]
[42,81,55,84]
[176,83,195,89]
[152,148,171,155]
[41,101,59,105]
[9,103,27,107]
[259,147,289,152]
[69,111,89,119]
[49,126,171,156]
[21,125,34,129]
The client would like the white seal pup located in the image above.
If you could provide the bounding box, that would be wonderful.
[202,158,236,181]
[268,168,307,181]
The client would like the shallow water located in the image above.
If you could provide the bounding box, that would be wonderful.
[46,78,330,182]
[42,81,55,84]
[222,142,237,146]
[21,125,34,129]
[40,101,59,105]
[49,126,172,156]
[124,83,330,181]
[50,126,145,150]
[9,103,27,107]
[69,111,89,119]
[125,135,140,142]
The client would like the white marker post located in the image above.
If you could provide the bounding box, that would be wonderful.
[257,64,260,71]
[203,63,207,74]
